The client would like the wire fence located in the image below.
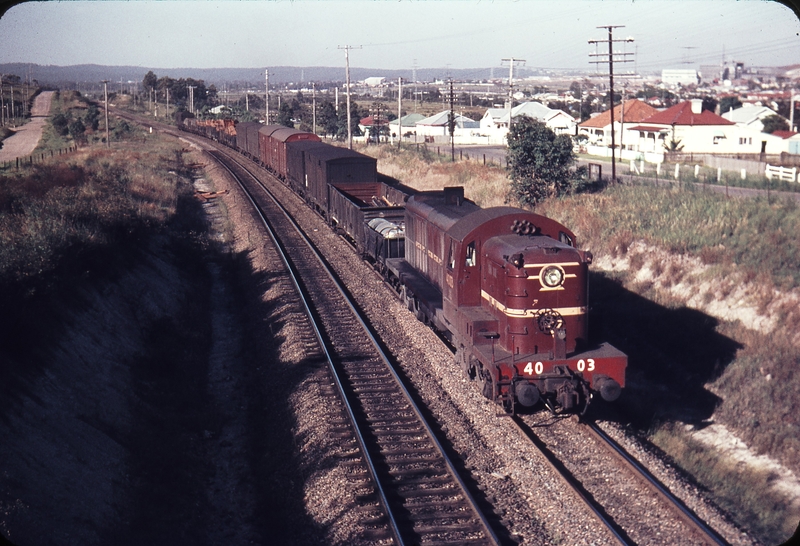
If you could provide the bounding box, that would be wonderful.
[1,146,79,172]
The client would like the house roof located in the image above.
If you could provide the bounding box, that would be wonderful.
[417,110,479,128]
[579,99,658,128]
[641,101,735,126]
[721,104,777,124]
[390,113,426,127]
[771,130,798,139]
[627,125,669,132]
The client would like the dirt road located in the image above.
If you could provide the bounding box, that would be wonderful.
[0,90,55,162]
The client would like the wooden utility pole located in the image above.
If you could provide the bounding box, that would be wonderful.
[265,69,270,123]
[397,77,402,146]
[448,79,455,162]
[501,57,525,133]
[589,25,634,183]
[338,44,362,149]
[101,80,109,147]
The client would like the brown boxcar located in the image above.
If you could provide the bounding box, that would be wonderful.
[235,121,262,160]
[298,144,378,216]
[258,125,321,179]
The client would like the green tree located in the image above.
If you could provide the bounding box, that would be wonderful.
[52,113,70,136]
[318,101,339,136]
[719,96,742,115]
[84,105,100,131]
[277,102,294,128]
[761,114,789,134]
[68,118,86,143]
[143,71,158,93]
[507,117,584,207]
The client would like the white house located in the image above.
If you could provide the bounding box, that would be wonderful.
[721,104,780,132]
[414,110,479,139]
[626,100,786,156]
[478,101,576,145]
[578,99,659,150]
[388,113,426,139]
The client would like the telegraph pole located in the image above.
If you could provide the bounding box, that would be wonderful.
[448,78,455,162]
[101,80,109,147]
[312,82,316,135]
[501,57,525,133]
[589,25,633,183]
[338,44,362,149]
[397,77,402,146]
[188,85,197,115]
[265,69,270,123]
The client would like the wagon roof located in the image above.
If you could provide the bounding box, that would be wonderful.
[258,124,285,137]
[303,145,374,162]
[269,127,321,143]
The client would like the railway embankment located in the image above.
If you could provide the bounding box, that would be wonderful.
[0,132,328,544]
[367,143,800,545]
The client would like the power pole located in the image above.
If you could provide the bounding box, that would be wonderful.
[101,80,109,148]
[589,25,633,183]
[397,77,402,146]
[448,78,455,162]
[312,82,316,135]
[338,44,362,149]
[265,69,269,124]
[501,57,525,134]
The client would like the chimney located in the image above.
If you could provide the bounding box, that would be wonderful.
[691,99,703,114]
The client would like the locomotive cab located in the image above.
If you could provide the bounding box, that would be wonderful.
[390,188,626,414]
[441,208,626,413]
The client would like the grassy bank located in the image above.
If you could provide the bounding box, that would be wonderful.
[367,142,800,545]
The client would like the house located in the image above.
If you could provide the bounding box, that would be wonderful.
[626,100,786,155]
[414,111,479,139]
[578,99,659,149]
[721,104,779,132]
[388,113,426,139]
[480,101,576,135]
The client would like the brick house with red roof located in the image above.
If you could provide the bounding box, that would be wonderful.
[627,99,789,155]
[578,99,658,150]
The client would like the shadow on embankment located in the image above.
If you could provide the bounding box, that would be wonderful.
[586,271,743,429]
[0,192,329,545]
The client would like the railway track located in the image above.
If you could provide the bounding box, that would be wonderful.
[206,147,503,546]
[512,414,729,545]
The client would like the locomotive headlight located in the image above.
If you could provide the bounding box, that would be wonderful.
[541,265,565,288]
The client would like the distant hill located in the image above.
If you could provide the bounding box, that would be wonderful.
[0,63,588,89]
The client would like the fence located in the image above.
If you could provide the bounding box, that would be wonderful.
[1,146,79,171]
[765,164,797,182]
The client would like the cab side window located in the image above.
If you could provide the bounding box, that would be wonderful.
[448,240,456,270]
[465,241,476,267]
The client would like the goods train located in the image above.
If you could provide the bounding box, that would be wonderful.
[181,119,627,413]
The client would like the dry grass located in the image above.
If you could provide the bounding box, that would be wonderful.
[359,143,511,208]
[0,134,195,287]
[652,423,800,546]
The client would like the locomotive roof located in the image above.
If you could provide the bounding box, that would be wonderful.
[408,191,573,244]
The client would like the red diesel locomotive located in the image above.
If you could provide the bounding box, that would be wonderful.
[386,187,626,413]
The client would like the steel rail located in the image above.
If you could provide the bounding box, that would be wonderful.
[209,152,404,545]
[586,422,729,546]
[509,416,631,546]
[209,148,501,546]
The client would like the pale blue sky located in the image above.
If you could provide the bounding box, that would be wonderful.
[1,0,798,72]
